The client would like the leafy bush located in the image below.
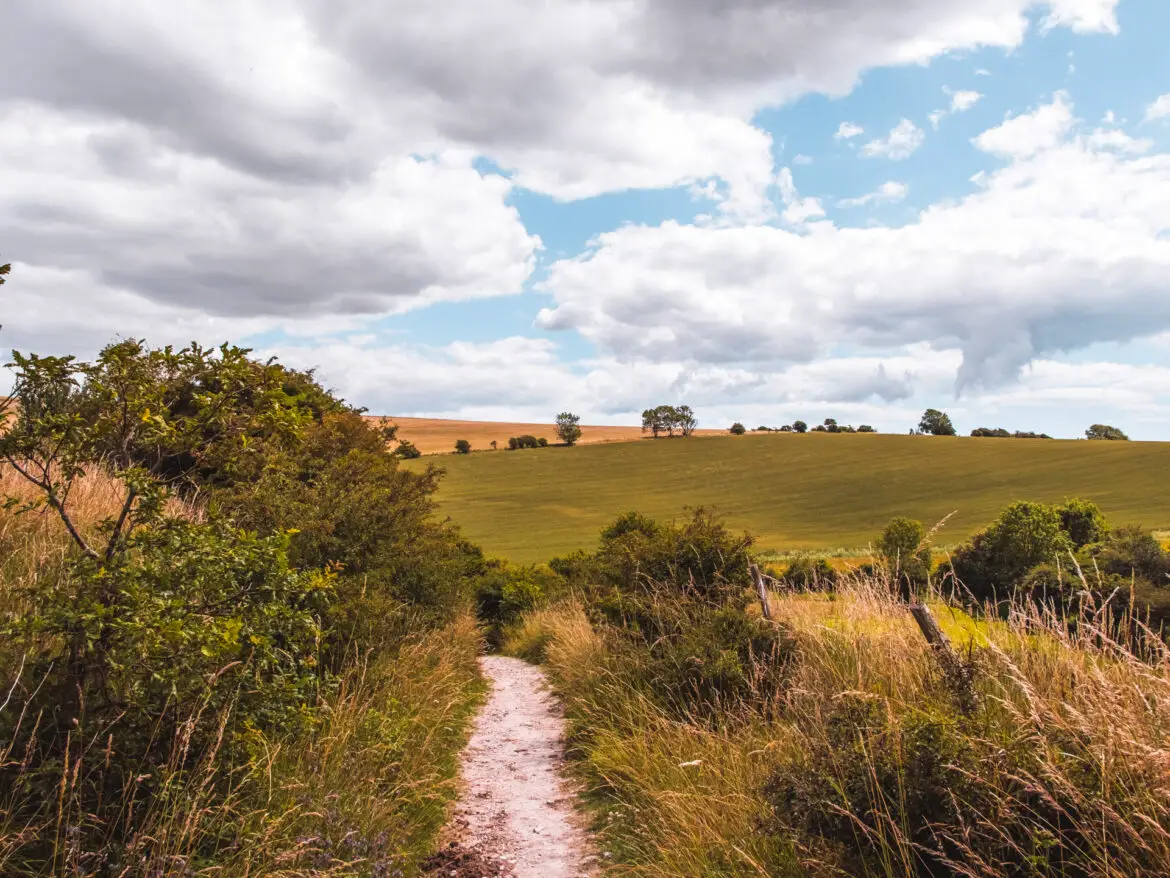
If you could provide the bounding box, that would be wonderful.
[474,560,565,645]
[1057,497,1109,548]
[791,420,808,433]
[507,434,542,450]
[0,339,486,870]
[780,556,837,590]
[729,422,746,435]
[949,501,1071,603]
[454,438,472,454]
[554,508,754,603]
[394,438,422,459]
[766,697,975,876]
[875,516,932,591]
[1085,523,1169,584]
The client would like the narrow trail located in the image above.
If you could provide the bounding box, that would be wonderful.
[433,655,597,878]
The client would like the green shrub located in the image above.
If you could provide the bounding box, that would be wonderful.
[554,508,753,603]
[454,438,472,454]
[875,516,932,592]
[394,438,422,459]
[1057,497,1109,548]
[729,422,747,435]
[950,501,1071,603]
[1087,523,1170,584]
[780,556,837,590]
[766,696,975,876]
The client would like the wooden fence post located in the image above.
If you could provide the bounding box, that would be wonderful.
[909,603,979,714]
[908,603,950,650]
[750,563,773,621]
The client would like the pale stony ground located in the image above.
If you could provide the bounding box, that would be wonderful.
[444,655,598,878]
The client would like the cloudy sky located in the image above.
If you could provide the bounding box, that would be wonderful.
[3,0,1170,438]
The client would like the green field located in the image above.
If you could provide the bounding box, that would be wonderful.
[408,432,1170,563]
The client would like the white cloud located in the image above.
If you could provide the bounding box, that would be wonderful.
[861,119,925,160]
[776,167,826,226]
[974,92,1074,158]
[1145,94,1170,123]
[951,90,983,112]
[837,181,908,208]
[537,93,1170,395]
[835,122,864,140]
[2,0,1127,350]
[1041,0,1120,34]
[793,154,814,165]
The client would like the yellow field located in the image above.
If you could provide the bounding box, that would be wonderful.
[370,416,722,455]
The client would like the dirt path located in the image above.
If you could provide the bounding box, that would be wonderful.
[433,655,597,878]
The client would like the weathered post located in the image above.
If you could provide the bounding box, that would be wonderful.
[909,603,979,714]
[750,563,773,621]
[909,603,949,649]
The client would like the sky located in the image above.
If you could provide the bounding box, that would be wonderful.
[2,0,1170,439]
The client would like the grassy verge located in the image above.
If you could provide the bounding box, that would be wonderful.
[506,579,1170,877]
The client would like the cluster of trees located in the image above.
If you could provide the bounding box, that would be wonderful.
[919,410,1131,441]
[641,404,697,438]
[812,419,876,434]
[970,427,1053,439]
[1086,423,1129,441]
[508,434,548,449]
[730,419,876,435]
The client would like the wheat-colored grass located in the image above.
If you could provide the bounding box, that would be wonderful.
[371,415,722,455]
[512,576,1170,877]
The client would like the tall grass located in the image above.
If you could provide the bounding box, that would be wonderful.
[509,576,1170,877]
[0,466,485,876]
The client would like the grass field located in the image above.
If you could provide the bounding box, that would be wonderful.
[370,415,721,455]
[409,432,1170,563]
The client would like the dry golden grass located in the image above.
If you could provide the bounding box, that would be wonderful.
[369,415,722,455]
[514,577,1170,877]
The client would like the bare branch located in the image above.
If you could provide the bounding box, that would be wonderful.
[105,485,138,562]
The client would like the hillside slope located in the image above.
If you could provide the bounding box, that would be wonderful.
[410,432,1170,562]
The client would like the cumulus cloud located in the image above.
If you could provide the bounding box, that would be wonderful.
[1146,94,1170,123]
[0,0,1141,431]
[861,120,925,160]
[974,91,1074,158]
[951,90,983,112]
[776,167,826,226]
[1,0,1121,353]
[835,122,865,140]
[537,93,1170,395]
[837,181,908,208]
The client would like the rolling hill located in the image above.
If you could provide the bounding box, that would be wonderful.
[371,415,721,455]
[406,431,1170,563]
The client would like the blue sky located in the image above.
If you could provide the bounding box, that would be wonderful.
[3,0,1170,438]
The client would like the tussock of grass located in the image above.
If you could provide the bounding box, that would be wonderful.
[513,576,1170,877]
